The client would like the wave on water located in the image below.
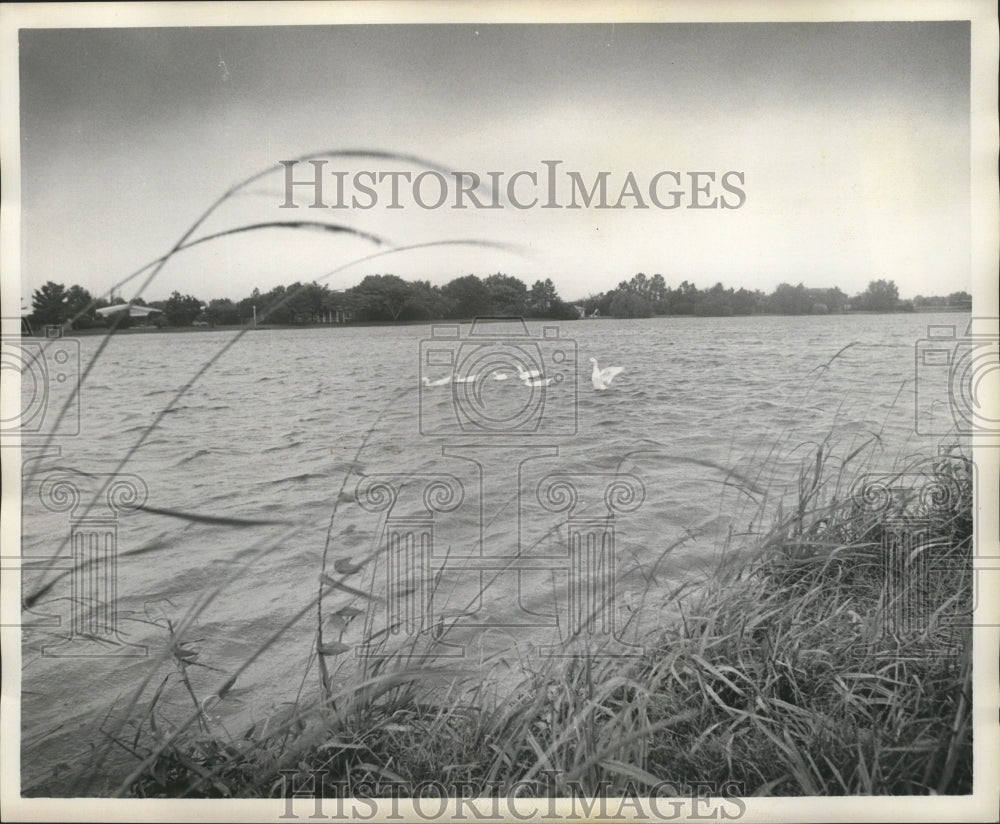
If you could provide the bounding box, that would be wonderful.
[173,447,214,466]
[261,441,305,453]
[253,471,331,488]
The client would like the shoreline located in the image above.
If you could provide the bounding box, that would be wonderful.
[31,306,972,337]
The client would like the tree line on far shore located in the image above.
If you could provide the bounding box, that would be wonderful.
[27,272,972,330]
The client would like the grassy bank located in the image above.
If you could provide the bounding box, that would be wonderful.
[64,439,972,799]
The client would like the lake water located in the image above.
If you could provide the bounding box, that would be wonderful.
[18,312,970,793]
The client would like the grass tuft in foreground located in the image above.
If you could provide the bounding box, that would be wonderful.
[120,442,973,798]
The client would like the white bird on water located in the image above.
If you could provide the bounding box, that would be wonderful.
[522,375,554,387]
[517,367,542,381]
[589,357,623,391]
[422,375,452,387]
[452,373,479,383]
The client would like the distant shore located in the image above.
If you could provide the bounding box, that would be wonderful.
[30,305,972,337]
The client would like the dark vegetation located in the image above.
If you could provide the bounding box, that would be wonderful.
[26,275,971,331]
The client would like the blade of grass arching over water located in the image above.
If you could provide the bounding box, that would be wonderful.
[40,229,519,480]
[71,521,309,794]
[23,150,521,793]
[26,218,390,488]
[308,237,524,285]
[24,511,294,608]
[110,578,460,798]
[133,504,295,527]
[316,384,413,694]
[61,218,387,331]
[24,235,521,610]
[29,144,502,485]
[64,146,500,329]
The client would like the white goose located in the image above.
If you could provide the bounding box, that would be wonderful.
[422,375,452,387]
[522,375,554,387]
[589,357,623,391]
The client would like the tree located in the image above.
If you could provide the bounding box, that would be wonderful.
[731,287,764,315]
[484,273,528,316]
[609,290,654,318]
[442,274,491,319]
[205,298,241,326]
[818,287,848,314]
[528,279,559,316]
[857,279,899,312]
[575,292,606,317]
[163,291,204,326]
[401,280,447,320]
[768,283,812,315]
[648,274,667,312]
[285,281,329,323]
[352,274,412,321]
[693,282,734,316]
[64,284,97,329]
[670,280,702,315]
[546,297,582,320]
[30,281,68,326]
[258,285,291,324]
[630,272,649,296]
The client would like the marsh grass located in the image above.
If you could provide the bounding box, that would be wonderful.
[111,437,973,799]
[16,150,510,798]
[19,153,974,800]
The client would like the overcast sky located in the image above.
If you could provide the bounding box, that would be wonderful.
[17,20,972,303]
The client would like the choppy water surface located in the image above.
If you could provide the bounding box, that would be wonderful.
[19,312,967,791]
